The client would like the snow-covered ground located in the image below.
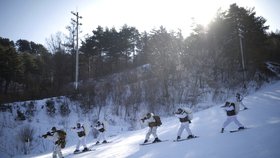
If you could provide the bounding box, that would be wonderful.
[15,80,280,158]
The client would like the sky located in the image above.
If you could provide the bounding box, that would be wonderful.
[0,0,279,47]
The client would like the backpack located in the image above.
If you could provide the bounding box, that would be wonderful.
[234,102,240,114]
[153,115,162,126]
[77,128,86,137]
[57,130,66,139]
[82,122,90,136]
[56,130,67,148]
[183,108,193,120]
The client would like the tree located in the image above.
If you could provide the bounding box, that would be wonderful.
[134,32,150,66]
[0,37,22,94]
[80,26,105,79]
[46,32,74,93]
[224,3,269,81]
[52,50,73,91]
[64,21,76,54]
[188,3,271,89]
[30,42,48,55]
[46,32,66,54]
[147,26,183,100]
[266,31,280,61]
[19,52,39,91]
[118,25,140,68]
[16,39,31,53]
[80,25,141,79]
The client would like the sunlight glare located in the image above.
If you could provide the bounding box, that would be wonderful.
[184,0,221,26]
[82,0,233,37]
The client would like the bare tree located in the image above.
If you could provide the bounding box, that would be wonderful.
[46,32,65,53]
[17,125,35,155]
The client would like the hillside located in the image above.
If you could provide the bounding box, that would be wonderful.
[13,80,280,158]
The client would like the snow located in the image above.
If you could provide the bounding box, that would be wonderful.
[9,80,280,158]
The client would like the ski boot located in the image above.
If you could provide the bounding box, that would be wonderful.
[143,139,148,144]
[152,137,161,143]
[95,141,100,145]
[221,128,224,133]
[74,149,80,153]
[102,140,108,144]
[83,147,89,152]
[238,126,245,130]
[177,136,181,141]
[187,135,195,139]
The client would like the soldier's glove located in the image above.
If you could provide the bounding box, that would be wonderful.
[55,140,59,145]
[141,117,147,123]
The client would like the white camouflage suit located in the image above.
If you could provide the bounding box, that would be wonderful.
[236,94,247,109]
[45,132,63,158]
[175,111,193,137]
[94,121,107,143]
[142,113,158,141]
[222,103,244,129]
[71,124,88,151]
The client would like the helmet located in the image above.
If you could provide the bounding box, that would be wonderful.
[51,126,57,132]
[77,123,81,128]
[225,102,230,106]
[177,108,183,114]
[146,113,153,118]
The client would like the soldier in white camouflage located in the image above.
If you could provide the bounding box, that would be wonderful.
[141,112,162,144]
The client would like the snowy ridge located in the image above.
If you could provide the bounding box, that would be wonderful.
[16,81,280,158]
[266,61,280,77]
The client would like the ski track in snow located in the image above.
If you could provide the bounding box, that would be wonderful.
[10,81,280,158]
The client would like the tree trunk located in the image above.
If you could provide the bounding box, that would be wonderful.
[4,79,10,94]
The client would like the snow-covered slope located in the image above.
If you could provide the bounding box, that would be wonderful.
[19,81,280,158]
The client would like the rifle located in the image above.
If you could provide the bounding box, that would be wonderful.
[41,131,54,138]
[221,102,231,108]
[141,117,147,123]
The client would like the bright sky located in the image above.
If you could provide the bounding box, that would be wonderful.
[0,0,279,46]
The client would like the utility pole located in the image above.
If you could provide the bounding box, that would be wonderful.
[71,11,82,90]
[238,28,246,88]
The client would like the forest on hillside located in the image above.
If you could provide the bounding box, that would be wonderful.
[1,4,280,112]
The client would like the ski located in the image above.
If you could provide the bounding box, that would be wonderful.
[90,141,112,148]
[230,127,249,133]
[73,149,95,155]
[140,139,169,145]
[239,108,249,112]
[173,136,199,142]
[95,141,112,146]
